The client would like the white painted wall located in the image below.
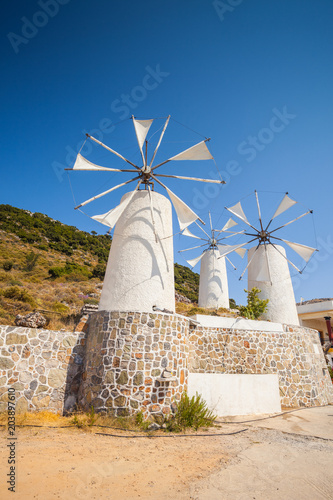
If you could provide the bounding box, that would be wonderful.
[198,249,229,309]
[190,314,284,332]
[248,245,299,325]
[99,190,175,313]
[188,373,282,416]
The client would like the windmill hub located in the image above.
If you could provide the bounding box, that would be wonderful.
[210,238,218,248]
[141,165,151,174]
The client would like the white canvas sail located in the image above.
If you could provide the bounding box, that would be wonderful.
[272,194,297,219]
[187,252,205,268]
[182,227,202,239]
[133,118,153,160]
[73,153,122,172]
[226,201,249,224]
[165,186,199,231]
[169,140,213,161]
[218,242,248,258]
[91,189,139,229]
[222,217,238,231]
[282,240,317,262]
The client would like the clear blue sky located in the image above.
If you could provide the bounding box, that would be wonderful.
[1,0,332,304]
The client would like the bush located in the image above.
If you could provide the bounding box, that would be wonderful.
[3,260,13,272]
[1,286,35,306]
[25,251,39,271]
[92,263,106,280]
[238,287,269,320]
[166,392,216,432]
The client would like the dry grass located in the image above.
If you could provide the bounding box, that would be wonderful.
[176,302,239,318]
[0,231,102,328]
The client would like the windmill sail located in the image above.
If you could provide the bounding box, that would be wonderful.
[226,201,250,225]
[164,185,200,231]
[91,185,140,229]
[221,218,238,231]
[169,140,213,161]
[282,240,317,262]
[133,118,153,163]
[72,153,125,172]
[218,243,248,258]
[272,194,297,219]
[182,227,203,239]
[187,252,206,268]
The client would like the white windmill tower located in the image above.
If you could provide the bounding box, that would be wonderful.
[179,214,246,309]
[218,191,318,325]
[67,116,224,313]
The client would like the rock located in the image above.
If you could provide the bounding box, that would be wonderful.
[175,292,192,304]
[148,422,160,431]
[0,357,14,369]
[48,368,66,389]
[15,312,47,329]
[6,333,28,345]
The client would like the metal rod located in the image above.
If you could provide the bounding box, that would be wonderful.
[154,174,225,184]
[255,190,264,232]
[269,211,311,234]
[75,175,141,209]
[87,134,140,170]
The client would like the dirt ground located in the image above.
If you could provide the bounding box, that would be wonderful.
[1,406,333,500]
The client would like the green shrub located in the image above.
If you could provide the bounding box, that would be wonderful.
[166,392,216,432]
[25,251,39,271]
[238,287,269,320]
[3,260,13,272]
[92,263,106,280]
[1,286,35,306]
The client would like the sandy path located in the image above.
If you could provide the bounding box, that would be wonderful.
[1,407,332,500]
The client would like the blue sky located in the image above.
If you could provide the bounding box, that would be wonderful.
[1,0,333,304]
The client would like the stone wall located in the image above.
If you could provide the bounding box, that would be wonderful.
[1,313,332,416]
[187,322,333,407]
[0,325,85,413]
[78,311,189,417]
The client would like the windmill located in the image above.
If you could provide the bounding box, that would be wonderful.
[67,116,224,313]
[218,191,318,325]
[179,214,246,309]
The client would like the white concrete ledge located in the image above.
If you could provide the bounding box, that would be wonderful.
[188,373,282,417]
[190,314,284,332]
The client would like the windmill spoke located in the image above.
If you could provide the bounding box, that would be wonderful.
[91,180,142,229]
[263,243,272,284]
[270,242,302,273]
[194,220,211,238]
[225,204,259,233]
[75,175,141,209]
[179,243,208,253]
[269,211,312,234]
[266,192,297,230]
[216,230,246,240]
[151,174,204,228]
[186,251,206,269]
[255,190,264,231]
[182,227,207,241]
[148,185,158,243]
[154,174,224,184]
[149,115,170,167]
[225,256,237,270]
[209,212,213,232]
[151,138,212,171]
[239,243,260,280]
[87,134,140,170]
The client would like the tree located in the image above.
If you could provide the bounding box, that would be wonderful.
[238,287,269,320]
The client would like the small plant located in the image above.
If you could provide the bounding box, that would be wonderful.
[135,411,150,430]
[238,287,269,320]
[166,392,216,432]
[71,414,84,428]
[3,260,13,272]
[25,251,39,272]
[87,406,97,426]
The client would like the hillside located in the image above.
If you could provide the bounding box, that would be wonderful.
[0,204,202,327]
